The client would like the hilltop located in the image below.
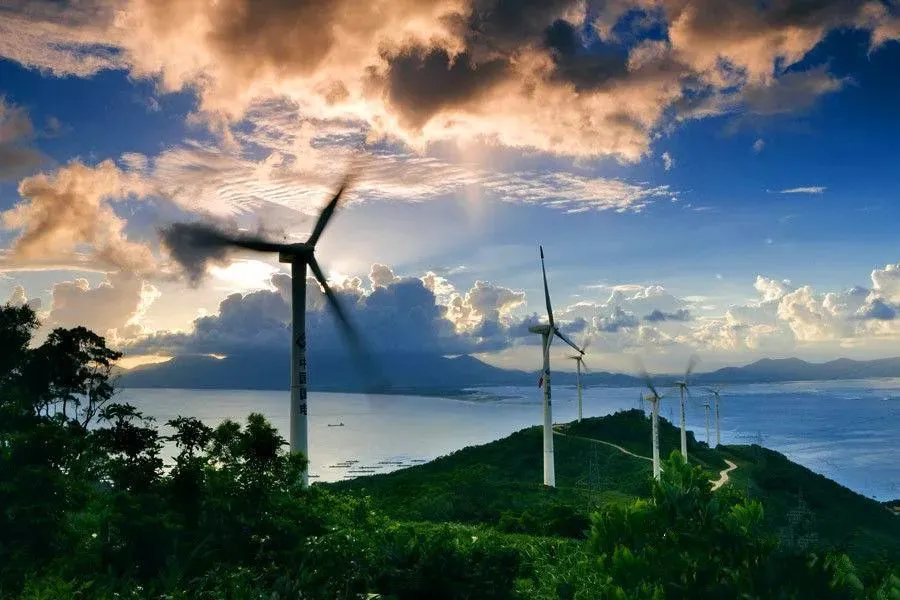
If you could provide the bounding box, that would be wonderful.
[328,410,900,564]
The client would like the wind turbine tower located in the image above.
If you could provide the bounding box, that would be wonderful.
[673,356,697,463]
[530,246,584,488]
[160,176,381,489]
[639,367,664,480]
[703,400,711,446]
[705,387,722,447]
[567,338,590,422]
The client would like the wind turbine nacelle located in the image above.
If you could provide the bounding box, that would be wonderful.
[528,324,552,335]
[279,244,313,264]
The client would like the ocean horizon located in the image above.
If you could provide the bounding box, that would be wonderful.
[119,377,900,502]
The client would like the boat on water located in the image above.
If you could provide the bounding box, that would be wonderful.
[327,422,345,427]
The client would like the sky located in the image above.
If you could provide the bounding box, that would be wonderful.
[1,0,900,376]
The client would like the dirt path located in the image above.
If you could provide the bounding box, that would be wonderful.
[711,460,738,491]
[553,427,652,462]
[553,425,738,490]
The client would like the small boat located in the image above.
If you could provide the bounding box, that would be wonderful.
[327,422,345,427]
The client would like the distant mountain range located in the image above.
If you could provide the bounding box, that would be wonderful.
[117,352,900,392]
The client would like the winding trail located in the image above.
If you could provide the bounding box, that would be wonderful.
[710,460,738,491]
[553,425,738,490]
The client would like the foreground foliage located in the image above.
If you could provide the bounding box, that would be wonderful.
[1,304,898,599]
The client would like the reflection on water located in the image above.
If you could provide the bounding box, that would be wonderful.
[120,377,900,501]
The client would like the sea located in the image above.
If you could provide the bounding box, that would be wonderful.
[119,378,900,502]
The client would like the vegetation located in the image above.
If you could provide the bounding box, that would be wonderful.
[2,303,898,598]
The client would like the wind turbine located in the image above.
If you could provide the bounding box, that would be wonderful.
[529,246,584,488]
[703,399,711,446]
[638,365,664,480]
[705,387,723,447]
[567,337,590,422]
[673,355,698,463]
[159,176,382,488]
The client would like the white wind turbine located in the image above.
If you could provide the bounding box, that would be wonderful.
[703,399,711,446]
[529,246,584,488]
[673,355,698,463]
[160,176,384,488]
[567,337,590,422]
[705,387,723,447]
[638,364,664,480]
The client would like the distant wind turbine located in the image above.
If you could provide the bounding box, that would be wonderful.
[530,246,584,488]
[673,355,698,463]
[159,175,383,488]
[567,337,590,422]
[703,399,711,446]
[638,362,664,480]
[705,387,723,447]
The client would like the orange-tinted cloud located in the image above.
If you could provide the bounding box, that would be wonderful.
[2,0,898,161]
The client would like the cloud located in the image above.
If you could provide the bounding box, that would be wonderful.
[644,308,691,322]
[778,186,827,194]
[1,160,157,275]
[45,272,160,343]
[0,96,45,180]
[5,285,42,310]
[662,151,674,171]
[131,263,530,358]
[753,139,765,153]
[3,0,897,162]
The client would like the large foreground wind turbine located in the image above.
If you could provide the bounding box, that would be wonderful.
[639,365,664,480]
[530,246,583,488]
[567,338,590,422]
[673,356,697,463]
[160,176,380,488]
[705,387,723,447]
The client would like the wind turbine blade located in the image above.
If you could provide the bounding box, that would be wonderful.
[306,176,352,247]
[581,335,591,352]
[540,246,554,328]
[554,327,582,354]
[308,256,387,392]
[636,358,658,399]
[685,354,698,380]
[581,358,590,373]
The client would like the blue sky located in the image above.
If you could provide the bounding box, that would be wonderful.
[2,0,900,374]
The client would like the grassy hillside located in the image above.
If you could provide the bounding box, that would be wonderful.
[329,409,900,564]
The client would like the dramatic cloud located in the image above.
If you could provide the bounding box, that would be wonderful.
[135,111,677,219]
[1,160,156,274]
[45,272,160,342]
[4,285,42,310]
[3,0,897,161]
[778,186,827,194]
[0,96,44,180]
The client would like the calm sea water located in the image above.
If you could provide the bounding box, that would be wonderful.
[119,378,900,501]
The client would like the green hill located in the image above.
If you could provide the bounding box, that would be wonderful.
[328,409,900,564]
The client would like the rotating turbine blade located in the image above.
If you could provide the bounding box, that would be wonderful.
[554,327,582,354]
[636,358,658,399]
[308,257,387,392]
[581,335,591,352]
[685,354,698,381]
[581,358,590,372]
[540,246,554,329]
[306,176,352,248]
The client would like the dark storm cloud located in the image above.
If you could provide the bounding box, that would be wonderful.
[644,308,691,322]
[378,47,511,129]
[857,298,897,321]
[134,273,509,359]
